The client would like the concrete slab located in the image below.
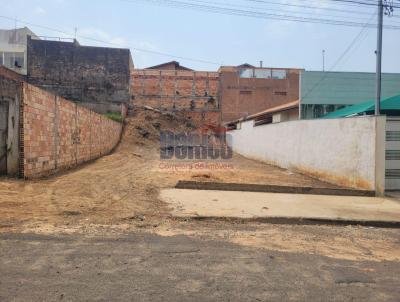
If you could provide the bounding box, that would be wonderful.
[160,189,400,227]
[175,181,375,197]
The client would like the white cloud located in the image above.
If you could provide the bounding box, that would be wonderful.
[77,27,128,47]
[128,40,163,68]
[53,26,162,67]
[135,40,158,51]
[33,6,46,16]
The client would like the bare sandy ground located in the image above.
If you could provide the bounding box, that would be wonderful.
[0,110,340,232]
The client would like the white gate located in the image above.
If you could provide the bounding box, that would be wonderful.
[385,117,400,190]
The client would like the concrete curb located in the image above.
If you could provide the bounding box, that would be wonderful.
[175,181,375,197]
[175,216,400,228]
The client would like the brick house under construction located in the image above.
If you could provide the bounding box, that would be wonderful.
[218,64,301,122]
[131,61,220,127]
[131,61,302,125]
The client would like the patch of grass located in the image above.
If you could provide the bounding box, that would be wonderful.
[104,112,123,123]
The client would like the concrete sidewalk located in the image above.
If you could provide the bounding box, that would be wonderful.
[160,189,400,227]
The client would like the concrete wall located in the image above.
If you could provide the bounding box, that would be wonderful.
[0,101,8,174]
[228,116,386,194]
[27,37,132,105]
[21,82,123,178]
[0,66,23,176]
[6,93,20,176]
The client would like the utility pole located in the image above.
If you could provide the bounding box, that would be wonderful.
[375,0,383,116]
[322,49,325,72]
[376,0,395,115]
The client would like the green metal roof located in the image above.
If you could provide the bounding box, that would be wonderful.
[323,95,400,118]
[300,71,400,105]
[381,94,400,110]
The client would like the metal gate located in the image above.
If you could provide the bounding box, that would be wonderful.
[0,100,8,175]
[385,117,400,190]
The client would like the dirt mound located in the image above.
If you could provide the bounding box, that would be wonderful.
[122,107,196,146]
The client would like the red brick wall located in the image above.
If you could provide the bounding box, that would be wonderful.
[0,66,25,82]
[21,83,122,178]
[131,69,219,111]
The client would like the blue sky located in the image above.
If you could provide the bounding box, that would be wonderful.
[0,0,399,72]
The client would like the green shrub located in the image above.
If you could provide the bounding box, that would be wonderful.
[104,112,123,123]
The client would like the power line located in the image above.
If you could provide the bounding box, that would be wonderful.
[246,0,400,19]
[1,1,396,69]
[300,0,400,10]
[326,0,400,8]
[331,14,377,69]
[326,0,382,6]
[341,26,372,66]
[185,0,400,22]
[0,15,223,66]
[123,0,400,29]
[255,0,385,9]
[245,0,376,14]
[301,12,377,101]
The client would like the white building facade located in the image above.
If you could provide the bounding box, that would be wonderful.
[0,27,38,75]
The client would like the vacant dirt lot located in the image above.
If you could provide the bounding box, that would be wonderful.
[0,108,399,263]
[0,108,339,232]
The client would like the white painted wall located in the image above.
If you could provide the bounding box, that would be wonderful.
[227,116,386,193]
[272,108,298,124]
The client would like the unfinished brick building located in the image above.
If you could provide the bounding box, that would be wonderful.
[219,65,302,122]
[131,61,220,126]
[26,36,133,112]
[131,61,302,125]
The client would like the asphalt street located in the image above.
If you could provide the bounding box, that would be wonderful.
[0,232,399,302]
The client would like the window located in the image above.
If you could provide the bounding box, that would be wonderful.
[0,52,25,69]
[325,105,335,113]
[4,52,13,68]
[254,69,271,78]
[239,68,253,78]
[239,68,277,79]
[254,115,273,126]
[14,54,24,68]
[271,70,287,79]
[274,91,287,96]
[239,90,252,95]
